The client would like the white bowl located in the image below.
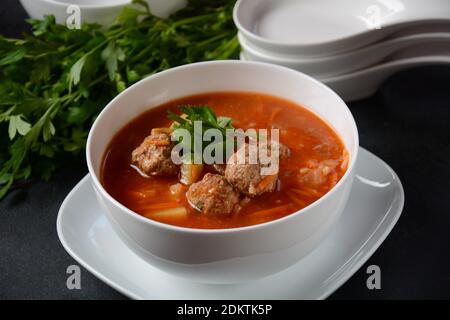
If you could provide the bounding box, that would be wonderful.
[322,42,450,101]
[240,47,450,102]
[86,61,359,284]
[20,0,187,26]
[240,31,450,78]
[234,0,450,57]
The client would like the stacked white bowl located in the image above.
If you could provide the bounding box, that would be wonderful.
[234,0,450,101]
[20,0,187,26]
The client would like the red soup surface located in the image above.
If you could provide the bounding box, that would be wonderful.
[101,92,348,229]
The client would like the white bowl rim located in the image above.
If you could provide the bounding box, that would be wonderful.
[86,60,359,234]
[35,0,131,10]
[239,31,450,63]
[238,31,336,63]
[233,0,450,49]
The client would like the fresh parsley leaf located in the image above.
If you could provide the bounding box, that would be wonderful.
[68,55,87,91]
[8,115,31,139]
[217,116,232,129]
[0,48,26,66]
[167,105,235,163]
[102,41,126,81]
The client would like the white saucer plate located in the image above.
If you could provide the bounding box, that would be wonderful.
[57,148,404,299]
[240,52,450,102]
[322,55,450,102]
[240,32,450,78]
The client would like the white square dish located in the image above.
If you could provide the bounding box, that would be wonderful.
[57,147,404,299]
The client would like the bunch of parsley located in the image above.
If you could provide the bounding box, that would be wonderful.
[0,0,239,199]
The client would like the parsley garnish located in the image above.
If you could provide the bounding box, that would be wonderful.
[168,105,235,163]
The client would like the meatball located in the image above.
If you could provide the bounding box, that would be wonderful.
[186,173,240,215]
[225,143,278,197]
[277,142,291,159]
[131,131,178,176]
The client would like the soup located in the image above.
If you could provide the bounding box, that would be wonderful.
[101,92,348,229]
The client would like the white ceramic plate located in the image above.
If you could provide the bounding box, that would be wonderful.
[321,55,450,102]
[240,32,450,78]
[57,148,404,299]
[240,51,450,102]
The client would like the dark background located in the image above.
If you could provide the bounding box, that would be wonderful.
[1,0,449,300]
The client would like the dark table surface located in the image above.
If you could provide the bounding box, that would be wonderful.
[1,0,450,300]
